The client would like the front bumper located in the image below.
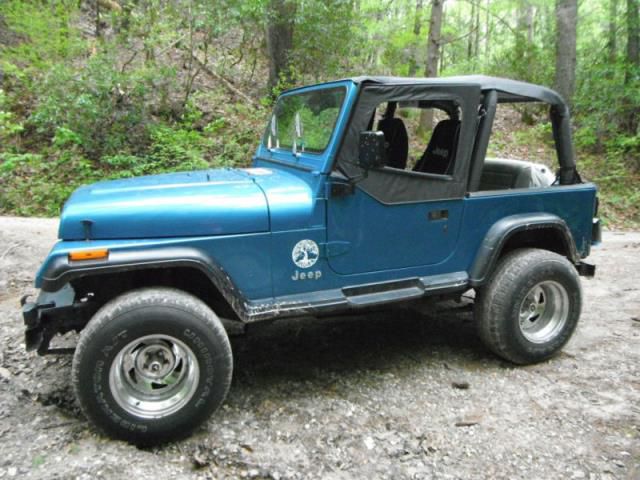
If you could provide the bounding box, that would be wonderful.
[21,284,92,354]
[576,261,596,277]
[22,296,53,352]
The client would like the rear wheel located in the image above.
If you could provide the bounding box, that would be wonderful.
[475,248,582,365]
[72,287,232,445]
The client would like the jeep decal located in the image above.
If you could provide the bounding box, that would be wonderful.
[292,239,319,269]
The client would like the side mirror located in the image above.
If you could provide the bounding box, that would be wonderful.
[358,131,386,170]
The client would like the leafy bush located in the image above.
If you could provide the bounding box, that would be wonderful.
[147,125,209,171]
[0,88,23,141]
[0,0,637,231]
[29,54,172,160]
[0,151,96,216]
[0,1,84,71]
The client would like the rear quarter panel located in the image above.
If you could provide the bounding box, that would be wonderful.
[458,184,597,269]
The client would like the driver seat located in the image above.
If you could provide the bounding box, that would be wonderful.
[377,103,409,170]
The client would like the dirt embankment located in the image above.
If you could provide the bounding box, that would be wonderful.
[0,216,638,479]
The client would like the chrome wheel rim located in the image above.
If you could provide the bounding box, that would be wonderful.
[109,334,200,419]
[518,280,570,344]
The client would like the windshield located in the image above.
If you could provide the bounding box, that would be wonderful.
[265,86,346,154]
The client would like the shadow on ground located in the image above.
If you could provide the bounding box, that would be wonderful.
[230,302,496,394]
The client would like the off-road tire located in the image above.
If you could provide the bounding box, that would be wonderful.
[475,248,582,365]
[72,288,233,445]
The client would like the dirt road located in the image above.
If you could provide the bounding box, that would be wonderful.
[0,216,638,479]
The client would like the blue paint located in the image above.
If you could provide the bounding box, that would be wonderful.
[36,232,274,299]
[59,169,268,239]
[37,78,598,316]
[327,189,465,274]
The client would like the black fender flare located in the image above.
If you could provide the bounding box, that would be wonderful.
[39,246,253,321]
[468,213,579,286]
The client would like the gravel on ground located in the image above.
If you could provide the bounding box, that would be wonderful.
[0,216,638,479]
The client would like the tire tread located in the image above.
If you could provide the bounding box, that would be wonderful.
[72,287,232,444]
[475,248,582,364]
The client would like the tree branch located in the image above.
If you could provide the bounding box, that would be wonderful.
[191,53,257,107]
[440,25,479,46]
[458,0,519,36]
[157,34,188,58]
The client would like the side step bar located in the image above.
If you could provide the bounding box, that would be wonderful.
[245,272,470,322]
[344,272,469,307]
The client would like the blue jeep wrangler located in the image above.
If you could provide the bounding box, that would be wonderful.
[22,76,600,444]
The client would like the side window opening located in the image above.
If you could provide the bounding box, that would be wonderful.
[372,100,462,176]
[478,102,558,191]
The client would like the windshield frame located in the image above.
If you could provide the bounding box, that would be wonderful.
[255,80,357,173]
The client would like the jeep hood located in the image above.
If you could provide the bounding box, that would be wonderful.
[59,169,270,240]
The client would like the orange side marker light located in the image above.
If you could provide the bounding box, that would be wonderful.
[68,248,109,262]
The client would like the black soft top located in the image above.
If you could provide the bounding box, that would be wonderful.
[348,75,567,108]
[283,74,579,187]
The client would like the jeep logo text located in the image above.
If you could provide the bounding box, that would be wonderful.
[292,270,322,281]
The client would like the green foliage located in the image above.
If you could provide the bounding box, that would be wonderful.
[272,87,344,152]
[100,154,147,178]
[30,54,173,160]
[147,125,209,171]
[513,121,553,148]
[493,113,639,228]
[0,88,23,141]
[0,0,84,71]
[52,126,82,148]
[0,152,39,174]
[292,0,358,78]
[578,152,640,228]
[204,98,269,167]
[0,151,96,216]
[0,0,638,229]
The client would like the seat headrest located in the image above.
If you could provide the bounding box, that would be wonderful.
[427,119,459,161]
[413,118,460,175]
[377,117,409,170]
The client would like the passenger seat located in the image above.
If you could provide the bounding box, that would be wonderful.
[413,119,460,175]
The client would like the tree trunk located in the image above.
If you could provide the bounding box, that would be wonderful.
[425,0,444,79]
[608,0,618,63]
[95,0,101,39]
[440,5,447,73]
[526,5,534,44]
[474,0,480,58]
[419,0,445,133]
[266,0,296,93]
[626,0,639,84]
[515,1,534,75]
[624,0,639,134]
[485,0,491,65]
[467,0,475,62]
[0,15,3,82]
[408,0,424,76]
[554,0,578,107]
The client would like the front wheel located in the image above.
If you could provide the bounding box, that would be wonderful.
[475,248,582,365]
[72,288,233,445]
